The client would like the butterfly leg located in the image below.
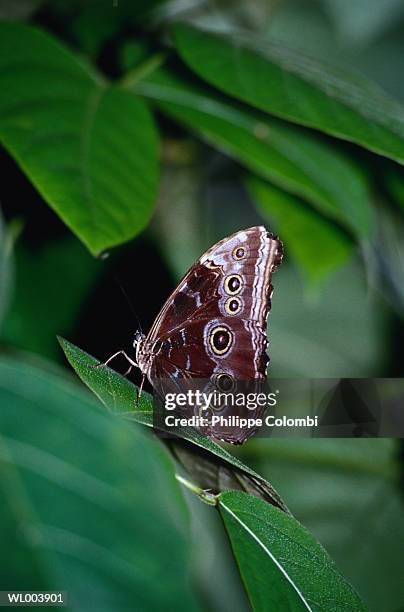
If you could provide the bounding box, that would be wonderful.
[122,365,133,377]
[136,373,146,403]
[93,350,138,370]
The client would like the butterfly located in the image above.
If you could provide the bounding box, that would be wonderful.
[104,226,283,444]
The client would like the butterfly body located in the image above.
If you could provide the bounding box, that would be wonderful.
[135,226,283,443]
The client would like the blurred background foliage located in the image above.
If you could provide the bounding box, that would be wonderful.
[0,0,404,610]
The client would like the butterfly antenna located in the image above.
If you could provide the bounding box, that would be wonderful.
[113,276,143,335]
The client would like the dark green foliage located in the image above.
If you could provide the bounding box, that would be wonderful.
[1,3,404,610]
[0,355,198,609]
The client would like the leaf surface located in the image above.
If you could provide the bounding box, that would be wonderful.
[0,23,158,255]
[0,356,199,609]
[173,23,404,166]
[59,337,289,512]
[133,65,372,237]
[218,490,367,611]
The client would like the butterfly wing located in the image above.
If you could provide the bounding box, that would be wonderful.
[141,226,282,444]
[143,226,282,380]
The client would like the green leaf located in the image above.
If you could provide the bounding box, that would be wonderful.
[218,490,367,611]
[239,438,404,611]
[247,177,353,289]
[59,336,154,424]
[0,355,199,608]
[173,23,404,166]
[1,237,100,360]
[59,337,289,512]
[0,23,159,255]
[132,65,373,237]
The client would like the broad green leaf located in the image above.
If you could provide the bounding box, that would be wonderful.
[266,0,404,109]
[0,210,13,331]
[1,237,100,360]
[132,65,373,237]
[247,177,353,288]
[59,337,289,512]
[0,23,159,255]
[269,262,387,377]
[239,438,404,611]
[218,490,367,611]
[173,23,404,166]
[59,336,154,424]
[0,355,199,609]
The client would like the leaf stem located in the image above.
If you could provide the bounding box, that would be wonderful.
[175,474,217,506]
[120,52,167,89]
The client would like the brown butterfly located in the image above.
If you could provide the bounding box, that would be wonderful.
[103,226,283,444]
